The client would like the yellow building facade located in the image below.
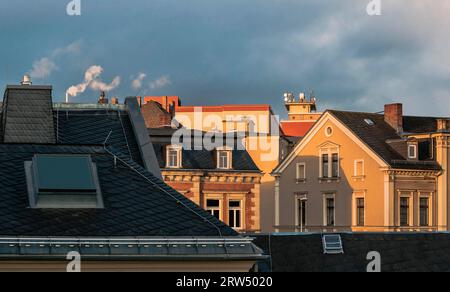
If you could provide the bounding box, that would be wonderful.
[273,104,448,232]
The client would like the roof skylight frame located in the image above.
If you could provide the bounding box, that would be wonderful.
[364,118,375,126]
[25,154,104,209]
[322,234,344,254]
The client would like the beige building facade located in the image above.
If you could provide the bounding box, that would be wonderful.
[273,104,448,232]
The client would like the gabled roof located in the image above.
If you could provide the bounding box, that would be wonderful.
[274,109,443,174]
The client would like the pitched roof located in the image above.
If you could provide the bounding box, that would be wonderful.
[148,128,260,172]
[0,144,236,237]
[329,110,442,170]
[274,109,444,173]
[153,143,260,172]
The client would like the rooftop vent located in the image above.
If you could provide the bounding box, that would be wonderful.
[21,74,32,85]
[322,234,344,254]
[364,118,375,126]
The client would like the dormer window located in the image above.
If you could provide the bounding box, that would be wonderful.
[408,143,417,160]
[166,145,182,168]
[217,147,232,170]
[25,155,103,208]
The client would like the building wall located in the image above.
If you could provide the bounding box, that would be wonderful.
[162,170,262,232]
[171,108,281,233]
[277,118,386,232]
[276,115,441,232]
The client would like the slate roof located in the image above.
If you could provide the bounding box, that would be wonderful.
[329,110,442,170]
[2,86,55,144]
[153,143,260,172]
[254,233,450,272]
[54,108,143,166]
[148,128,260,172]
[0,143,237,237]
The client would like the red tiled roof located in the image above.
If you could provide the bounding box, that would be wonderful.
[281,121,316,137]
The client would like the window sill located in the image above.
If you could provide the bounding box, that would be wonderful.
[352,175,366,182]
[295,179,306,184]
[319,177,340,183]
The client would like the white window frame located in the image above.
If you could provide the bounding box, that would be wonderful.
[205,197,223,221]
[166,145,182,168]
[408,144,417,159]
[319,147,340,179]
[323,193,336,227]
[354,159,365,177]
[296,163,306,182]
[217,147,232,170]
[295,194,308,232]
[228,199,243,230]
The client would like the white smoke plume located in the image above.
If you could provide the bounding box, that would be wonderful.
[131,73,147,90]
[29,41,82,79]
[66,65,121,97]
[30,58,58,79]
[149,75,171,90]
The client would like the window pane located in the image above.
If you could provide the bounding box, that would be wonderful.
[357,198,365,226]
[229,210,235,227]
[168,150,178,167]
[332,154,339,177]
[420,198,429,227]
[207,199,220,207]
[326,198,335,226]
[35,155,96,192]
[229,200,240,208]
[219,151,229,168]
[400,197,409,226]
[299,200,307,226]
[322,155,329,178]
[213,210,220,219]
[236,210,241,228]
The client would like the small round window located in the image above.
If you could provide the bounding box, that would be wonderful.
[325,126,333,137]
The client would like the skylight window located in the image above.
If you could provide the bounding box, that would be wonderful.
[364,119,375,126]
[25,155,103,208]
[322,234,344,254]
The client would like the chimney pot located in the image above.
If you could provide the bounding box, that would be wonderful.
[21,74,32,85]
[384,103,403,133]
[98,91,108,104]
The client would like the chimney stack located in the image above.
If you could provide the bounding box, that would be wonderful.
[98,91,108,104]
[384,103,403,133]
[111,97,119,105]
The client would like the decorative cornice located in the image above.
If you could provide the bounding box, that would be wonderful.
[161,170,262,183]
[384,169,441,177]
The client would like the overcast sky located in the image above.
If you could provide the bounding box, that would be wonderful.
[1,0,449,117]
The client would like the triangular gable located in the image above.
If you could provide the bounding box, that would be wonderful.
[273,111,389,174]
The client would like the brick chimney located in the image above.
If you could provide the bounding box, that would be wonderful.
[111,97,119,105]
[98,91,108,104]
[384,103,403,133]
